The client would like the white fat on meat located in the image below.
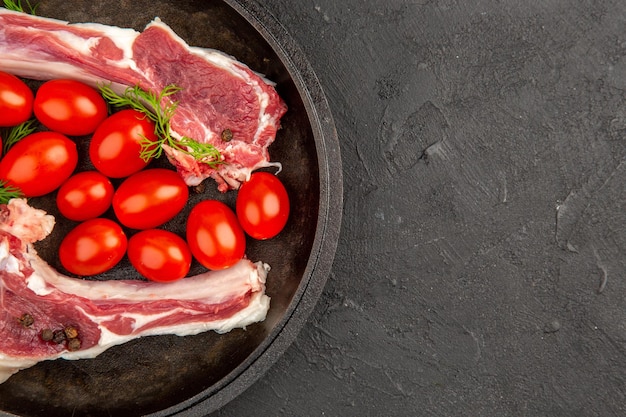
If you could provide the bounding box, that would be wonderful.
[0,199,55,244]
[0,200,271,384]
[0,9,288,191]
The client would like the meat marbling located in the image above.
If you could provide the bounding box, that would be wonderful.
[0,8,288,191]
[0,199,271,384]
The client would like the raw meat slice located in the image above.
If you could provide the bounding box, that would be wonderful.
[0,199,270,384]
[0,9,288,191]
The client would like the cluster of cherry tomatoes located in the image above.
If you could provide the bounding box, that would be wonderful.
[0,71,290,282]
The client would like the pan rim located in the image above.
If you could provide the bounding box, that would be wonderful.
[145,0,343,415]
[0,0,342,415]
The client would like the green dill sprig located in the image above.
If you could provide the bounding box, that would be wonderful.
[3,0,38,14]
[98,83,223,168]
[0,180,23,204]
[2,119,37,155]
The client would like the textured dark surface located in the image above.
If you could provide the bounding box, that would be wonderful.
[212,1,626,416]
[3,0,626,415]
[0,1,342,416]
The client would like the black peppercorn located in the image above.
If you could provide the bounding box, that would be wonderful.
[221,128,233,142]
[40,329,53,342]
[18,313,34,327]
[52,330,66,344]
[67,338,81,351]
[64,326,79,340]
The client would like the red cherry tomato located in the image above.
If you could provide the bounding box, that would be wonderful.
[186,200,245,270]
[127,229,191,282]
[0,71,33,127]
[236,172,290,240]
[89,109,158,178]
[59,218,127,276]
[0,131,78,197]
[33,79,107,136]
[56,171,114,221]
[113,168,189,230]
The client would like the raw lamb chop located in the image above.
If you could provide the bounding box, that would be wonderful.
[0,8,288,191]
[0,199,271,384]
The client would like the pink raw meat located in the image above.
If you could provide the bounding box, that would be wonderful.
[0,199,270,384]
[0,9,287,191]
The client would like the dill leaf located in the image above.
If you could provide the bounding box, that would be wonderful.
[3,0,38,14]
[2,119,37,155]
[0,180,24,205]
[98,83,223,168]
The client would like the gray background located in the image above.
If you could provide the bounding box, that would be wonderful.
[215,1,626,416]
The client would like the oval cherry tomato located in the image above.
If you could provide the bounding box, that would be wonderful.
[186,200,245,270]
[0,131,78,197]
[59,218,127,276]
[128,229,191,282]
[113,168,189,229]
[0,71,34,127]
[236,172,290,240]
[56,171,114,221]
[89,109,158,178]
[33,79,107,136]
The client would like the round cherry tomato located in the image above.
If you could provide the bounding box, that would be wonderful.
[236,172,290,240]
[56,171,114,221]
[59,218,127,276]
[127,229,191,282]
[89,109,158,178]
[0,131,78,197]
[33,79,107,136]
[186,200,245,270]
[0,71,33,127]
[113,168,189,230]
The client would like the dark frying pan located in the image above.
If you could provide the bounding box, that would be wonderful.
[0,0,342,415]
